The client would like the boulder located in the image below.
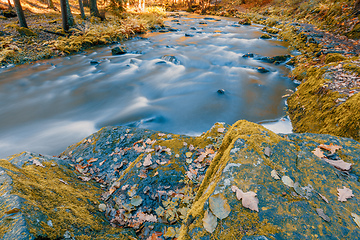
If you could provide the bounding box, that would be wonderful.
[111,46,127,55]
[1,121,360,239]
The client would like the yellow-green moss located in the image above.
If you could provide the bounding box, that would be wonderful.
[325,53,346,64]
[179,120,284,239]
[0,158,132,239]
[16,27,37,37]
[288,64,360,141]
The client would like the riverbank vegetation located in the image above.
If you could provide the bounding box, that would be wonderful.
[0,0,165,66]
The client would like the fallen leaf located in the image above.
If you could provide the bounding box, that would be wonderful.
[203,209,217,233]
[99,159,106,166]
[131,196,143,207]
[324,159,352,171]
[32,159,45,168]
[264,147,271,157]
[271,169,280,180]
[312,148,325,158]
[316,208,330,222]
[143,154,152,167]
[158,133,166,137]
[318,192,329,203]
[59,179,68,185]
[281,175,294,188]
[147,232,162,240]
[138,172,147,178]
[137,212,157,222]
[78,176,91,182]
[337,186,354,202]
[134,145,144,153]
[351,213,360,228]
[88,157,98,163]
[185,152,192,158]
[217,127,225,133]
[231,185,259,212]
[319,143,342,154]
[209,193,231,219]
[164,226,176,238]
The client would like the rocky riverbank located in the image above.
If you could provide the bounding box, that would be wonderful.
[1,121,360,239]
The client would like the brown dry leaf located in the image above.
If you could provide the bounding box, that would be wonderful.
[59,179,68,185]
[134,145,144,153]
[158,133,166,137]
[312,148,325,158]
[318,192,329,203]
[319,143,342,154]
[78,176,91,182]
[351,213,360,228]
[32,159,45,168]
[337,186,354,202]
[203,209,217,233]
[231,185,259,212]
[209,193,231,219]
[99,159,106,166]
[143,154,152,167]
[316,208,330,222]
[324,159,352,171]
[137,212,157,222]
[108,187,116,195]
[217,127,225,133]
[270,169,280,180]
[147,232,162,240]
[88,157,98,163]
[138,172,147,179]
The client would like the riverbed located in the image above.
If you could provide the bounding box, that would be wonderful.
[0,13,296,158]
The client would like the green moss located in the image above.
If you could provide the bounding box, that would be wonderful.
[343,62,360,75]
[0,158,135,239]
[288,63,360,141]
[179,120,283,239]
[260,33,272,39]
[325,53,346,64]
[16,27,37,37]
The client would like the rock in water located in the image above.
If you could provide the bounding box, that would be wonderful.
[111,46,127,55]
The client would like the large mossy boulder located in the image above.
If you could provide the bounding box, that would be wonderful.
[287,60,360,142]
[1,120,360,239]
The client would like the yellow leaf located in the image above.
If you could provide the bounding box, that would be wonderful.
[164,227,176,238]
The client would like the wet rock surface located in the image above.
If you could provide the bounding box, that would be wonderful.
[1,121,360,239]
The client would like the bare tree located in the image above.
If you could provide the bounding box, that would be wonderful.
[47,0,55,9]
[65,0,75,26]
[13,0,28,28]
[7,0,13,9]
[79,0,86,19]
[90,0,102,19]
[60,0,69,31]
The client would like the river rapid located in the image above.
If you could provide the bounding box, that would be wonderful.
[0,13,297,158]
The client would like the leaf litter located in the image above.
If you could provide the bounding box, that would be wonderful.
[231,185,259,212]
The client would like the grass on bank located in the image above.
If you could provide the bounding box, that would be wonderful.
[0,0,165,66]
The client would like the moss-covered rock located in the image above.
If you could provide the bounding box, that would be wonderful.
[260,33,272,39]
[288,60,360,141]
[325,53,347,64]
[16,27,37,37]
[2,121,360,239]
[0,152,136,239]
[179,120,360,239]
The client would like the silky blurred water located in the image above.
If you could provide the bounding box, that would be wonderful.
[0,13,296,158]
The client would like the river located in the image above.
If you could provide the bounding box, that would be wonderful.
[0,13,297,158]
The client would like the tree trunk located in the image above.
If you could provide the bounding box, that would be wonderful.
[65,0,75,26]
[60,0,69,32]
[89,0,101,18]
[47,0,54,9]
[78,0,86,19]
[7,0,13,9]
[83,0,89,7]
[13,0,28,28]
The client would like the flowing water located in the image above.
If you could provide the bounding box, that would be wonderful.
[0,13,297,158]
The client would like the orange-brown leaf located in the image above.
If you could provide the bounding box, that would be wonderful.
[319,143,342,154]
[312,148,325,158]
